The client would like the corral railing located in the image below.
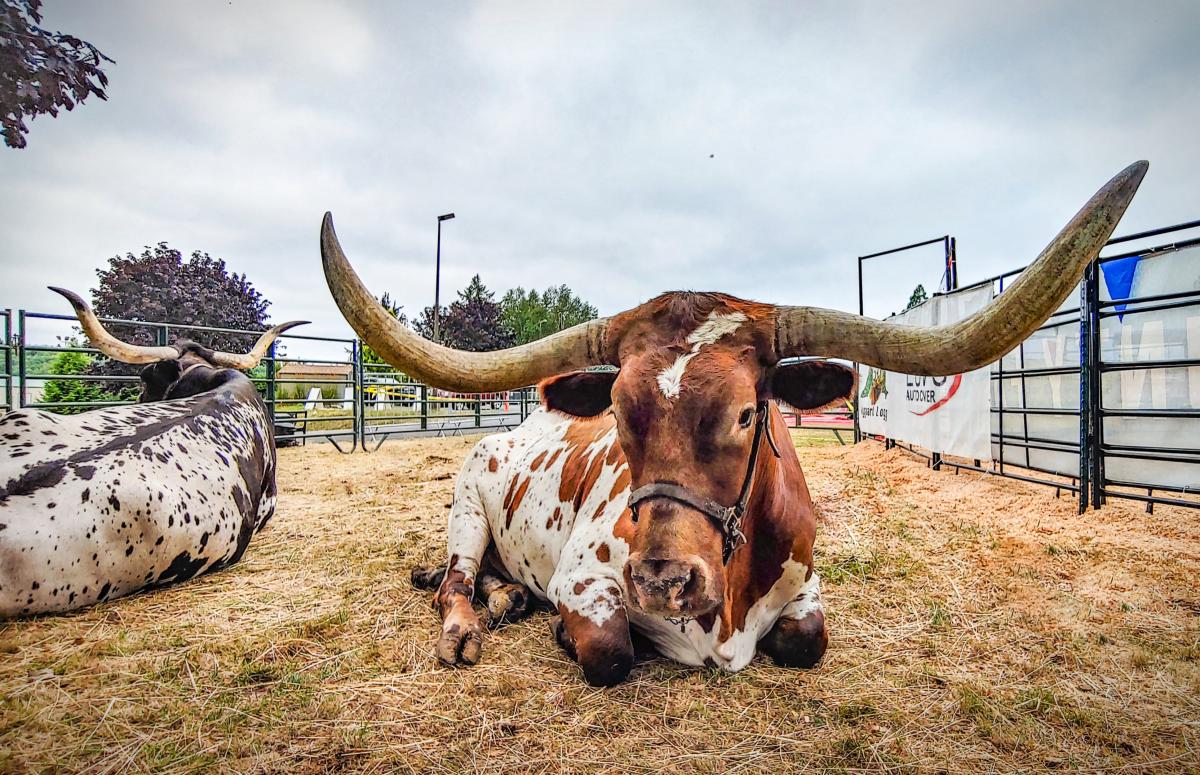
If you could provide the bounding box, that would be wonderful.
[3,310,539,452]
[1,309,12,413]
[859,219,1200,513]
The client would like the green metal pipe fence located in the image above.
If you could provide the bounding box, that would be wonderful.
[5,308,540,450]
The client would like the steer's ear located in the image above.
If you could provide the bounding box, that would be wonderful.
[138,360,181,403]
[540,370,618,417]
[770,360,857,413]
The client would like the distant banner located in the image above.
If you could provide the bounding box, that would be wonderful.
[858,284,994,460]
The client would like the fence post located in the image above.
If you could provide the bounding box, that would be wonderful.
[475,393,482,429]
[1085,260,1104,510]
[17,309,26,408]
[1078,263,1094,513]
[2,309,11,412]
[265,341,276,426]
[420,384,428,431]
[996,277,1005,477]
[353,339,364,450]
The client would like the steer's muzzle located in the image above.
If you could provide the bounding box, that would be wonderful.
[624,553,722,617]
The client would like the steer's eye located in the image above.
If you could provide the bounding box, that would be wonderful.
[738,407,755,428]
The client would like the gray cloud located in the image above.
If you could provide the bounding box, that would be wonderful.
[3,0,1197,342]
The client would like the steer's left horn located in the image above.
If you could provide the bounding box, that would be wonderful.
[49,287,182,364]
[773,160,1148,375]
[209,320,311,370]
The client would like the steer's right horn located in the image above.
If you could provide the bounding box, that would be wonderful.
[208,320,311,370]
[321,213,613,392]
[49,287,181,364]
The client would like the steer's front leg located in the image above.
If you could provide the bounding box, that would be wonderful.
[434,480,492,667]
[549,577,634,687]
[757,571,828,669]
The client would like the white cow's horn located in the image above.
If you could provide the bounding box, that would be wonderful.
[49,287,181,364]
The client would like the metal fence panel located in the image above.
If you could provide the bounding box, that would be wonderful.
[857,218,1200,512]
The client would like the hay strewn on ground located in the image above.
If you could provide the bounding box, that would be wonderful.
[2,431,1198,774]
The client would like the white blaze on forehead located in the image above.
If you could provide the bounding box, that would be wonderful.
[656,310,748,399]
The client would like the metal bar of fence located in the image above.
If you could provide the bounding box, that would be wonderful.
[1100,491,1199,510]
[1101,408,1200,418]
[1,309,10,412]
[1097,447,1200,464]
[1102,218,1200,247]
[1097,297,1200,320]
[1099,235,1200,264]
[992,365,1079,378]
[1098,358,1200,373]
[19,310,355,343]
[1096,288,1200,311]
[1104,477,1198,497]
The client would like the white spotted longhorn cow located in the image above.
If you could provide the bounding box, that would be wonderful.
[321,162,1148,685]
[0,289,306,617]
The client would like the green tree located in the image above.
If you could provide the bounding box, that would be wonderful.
[906,284,928,311]
[500,284,599,345]
[41,347,114,414]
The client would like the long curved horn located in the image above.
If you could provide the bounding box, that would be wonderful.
[321,213,611,392]
[774,160,1148,375]
[209,320,311,370]
[49,287,181,364]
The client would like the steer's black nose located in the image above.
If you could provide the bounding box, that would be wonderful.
[624,554,718,617]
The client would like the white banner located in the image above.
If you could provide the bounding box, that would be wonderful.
[858,284,994,460]
[1097,245,1200,490]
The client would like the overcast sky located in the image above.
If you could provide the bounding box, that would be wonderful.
[3,0,1197,350]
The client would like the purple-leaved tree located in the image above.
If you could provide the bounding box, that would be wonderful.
[1,0,114,149]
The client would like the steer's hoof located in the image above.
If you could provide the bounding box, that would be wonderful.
[486,584,530,628]
[436,617,484,666]
[411,565,446,590]
[549,615,577,661]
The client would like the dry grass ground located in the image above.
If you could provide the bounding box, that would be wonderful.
[2,430,1198,774]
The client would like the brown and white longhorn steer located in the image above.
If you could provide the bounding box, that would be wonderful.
[321,161,1148,685]
[415,296,849,685]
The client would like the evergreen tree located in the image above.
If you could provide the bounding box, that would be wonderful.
[906,284,928,311]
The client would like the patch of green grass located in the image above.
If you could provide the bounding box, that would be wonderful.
[831,733,872,766]
[832,701,877,722]
[929,601,951,630]
[819,552,883,584]
[139,740,219,773]
[233,661,282,686]
[293,608,351,641]
[957,684,1005,727]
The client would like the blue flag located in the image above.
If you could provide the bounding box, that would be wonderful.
[1099,255,1141,321]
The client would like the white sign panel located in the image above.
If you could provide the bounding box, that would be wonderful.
[858,284,994,460]
[1097,245,1200,490]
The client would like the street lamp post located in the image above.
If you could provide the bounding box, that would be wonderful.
[434,212,455,341]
